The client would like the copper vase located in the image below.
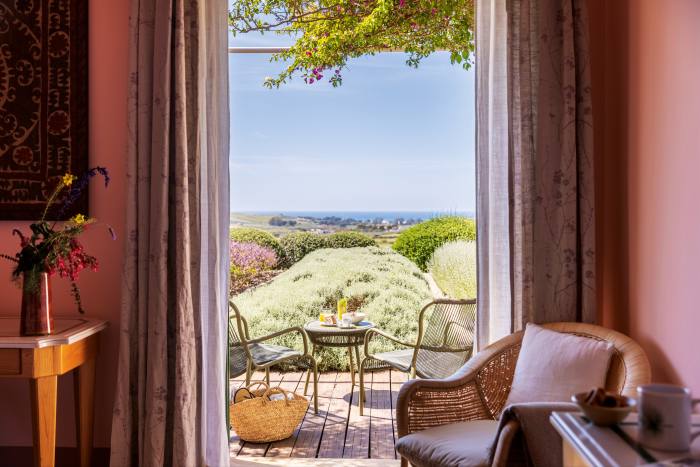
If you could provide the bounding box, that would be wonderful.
[20,272,53,336]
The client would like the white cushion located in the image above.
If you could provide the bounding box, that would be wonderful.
[505,323,614,406]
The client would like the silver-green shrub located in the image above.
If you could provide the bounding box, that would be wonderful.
[427,240,477,300]
[233,247,432,370]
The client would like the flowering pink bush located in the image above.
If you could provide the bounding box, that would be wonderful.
[230,241,278,272]
[230,241,279,293]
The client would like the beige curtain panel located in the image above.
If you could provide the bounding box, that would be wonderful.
[110,0,230,466]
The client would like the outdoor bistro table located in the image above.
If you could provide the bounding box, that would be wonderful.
[303,320,374,388]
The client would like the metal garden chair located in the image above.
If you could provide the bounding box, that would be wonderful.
[359,298,477,415]
[229,301,319,413]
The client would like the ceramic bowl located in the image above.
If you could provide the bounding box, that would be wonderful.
[347,312,366,324]
[572,392,636,427]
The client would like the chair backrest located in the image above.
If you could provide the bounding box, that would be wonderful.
[228,301,249,378]
[475,322,652,419]
[413,299,477,379]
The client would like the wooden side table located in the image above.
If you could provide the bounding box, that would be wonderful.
[551,411,700,466]
[0,317,108,467]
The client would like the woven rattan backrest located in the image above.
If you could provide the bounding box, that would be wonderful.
[229,301,247,346]
[228,302,249,378]
[477,322,651,418]
[414,299,477,379]
[228,316,241,346]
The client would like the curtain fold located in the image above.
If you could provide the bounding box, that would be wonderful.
[476,0,595,346]
[476,0,512,349]
[110,0,230,465]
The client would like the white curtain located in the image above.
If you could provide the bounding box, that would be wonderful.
[475,0,512,349]
[198,1,231,466]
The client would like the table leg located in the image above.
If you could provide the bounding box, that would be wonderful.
[74,358,96,467]
[348,347,355,386]
[30,375,58,467]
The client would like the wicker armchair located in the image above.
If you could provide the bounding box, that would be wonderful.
[229,301,319,413]
[359,299,476,416]
[395,322,651,467]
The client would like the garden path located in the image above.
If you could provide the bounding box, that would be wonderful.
[230,369,407,460]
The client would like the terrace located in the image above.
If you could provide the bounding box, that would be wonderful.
[227,223,477,462]
[230,369,406,462]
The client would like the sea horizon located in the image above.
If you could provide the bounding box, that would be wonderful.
[232,210,475,222]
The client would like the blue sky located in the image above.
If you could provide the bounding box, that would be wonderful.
[229,31,475,213]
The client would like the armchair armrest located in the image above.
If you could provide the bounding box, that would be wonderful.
[246,326,310,356]
[363,328,415,358]
[396,331,523,437]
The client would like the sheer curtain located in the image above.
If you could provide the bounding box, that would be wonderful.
[110,0,230,465]
[476,0,596,348]
[476,0,511,348]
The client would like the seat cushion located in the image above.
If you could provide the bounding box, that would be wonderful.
[505,323,614,406]
[374,348,413,372]
[395,420,499,467]
[249,343,301,366]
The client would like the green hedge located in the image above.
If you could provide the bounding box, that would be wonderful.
[325,231,376,249]
[279,232,327,264]
[230,228,285,264]
[279,231,377,264]
[392,216,476,271]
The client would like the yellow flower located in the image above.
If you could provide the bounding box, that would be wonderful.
[71,214,87,225]
[62,173,77,187]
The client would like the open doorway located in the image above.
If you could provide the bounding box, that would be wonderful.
[227,8,476,460]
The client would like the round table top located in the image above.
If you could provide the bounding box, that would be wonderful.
[303,320,374,335]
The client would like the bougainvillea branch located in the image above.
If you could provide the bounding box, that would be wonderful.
[229,0,474,87]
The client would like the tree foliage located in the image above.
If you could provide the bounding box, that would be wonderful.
[228,0,475,87]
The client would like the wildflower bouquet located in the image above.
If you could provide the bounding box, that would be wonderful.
[1,167,112,313]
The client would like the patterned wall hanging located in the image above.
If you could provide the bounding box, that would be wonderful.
[0,0,88,220]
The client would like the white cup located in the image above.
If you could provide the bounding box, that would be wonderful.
[637,384,700,451]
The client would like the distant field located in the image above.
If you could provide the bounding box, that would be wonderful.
[230,212,319,235]
[230,212,407,248]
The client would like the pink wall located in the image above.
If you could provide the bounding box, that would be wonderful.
[1,0,697,451]
[600,0,700,391]
[0,0,129,448]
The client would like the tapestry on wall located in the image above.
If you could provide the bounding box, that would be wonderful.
[0,0,88,220]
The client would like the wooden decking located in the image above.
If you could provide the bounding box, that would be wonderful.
[230,369,407,460]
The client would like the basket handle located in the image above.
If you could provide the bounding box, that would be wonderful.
[246,381,270,393]
[261,387,293,405]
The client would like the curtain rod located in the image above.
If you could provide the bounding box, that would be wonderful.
[228,47,290,53]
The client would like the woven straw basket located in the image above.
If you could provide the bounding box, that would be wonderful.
[230,382,309,443]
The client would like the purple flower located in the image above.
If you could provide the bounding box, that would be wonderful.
[56,166,110,218]
[230,241,278,272]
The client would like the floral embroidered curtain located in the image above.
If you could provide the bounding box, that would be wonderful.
[110,0,230,465]
[476,0,596,348]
